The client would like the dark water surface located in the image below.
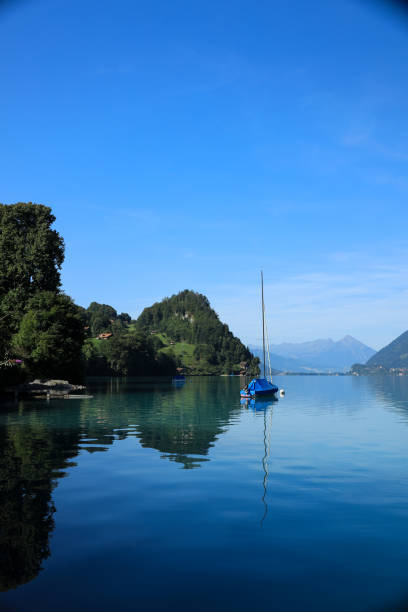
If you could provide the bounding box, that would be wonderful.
[1,375,408,611]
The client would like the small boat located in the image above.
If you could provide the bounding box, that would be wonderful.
[172,367,186,383]
[240,271,279,398]
[172,375,186,382]
[241,377,278,398]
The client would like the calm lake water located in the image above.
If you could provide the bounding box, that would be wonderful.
[1,375,408,611]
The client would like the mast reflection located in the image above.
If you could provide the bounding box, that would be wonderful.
[241,397,277,526]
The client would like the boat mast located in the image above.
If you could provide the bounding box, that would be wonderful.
[261,270,265,377]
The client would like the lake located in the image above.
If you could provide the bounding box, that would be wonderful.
[1,375,408,611]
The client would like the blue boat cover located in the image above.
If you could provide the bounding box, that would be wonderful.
[242,378,278,396]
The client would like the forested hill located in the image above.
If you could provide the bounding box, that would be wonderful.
[136,290,259,375]
[0,204,257,384]
[366,330,408,369]
[351,330,408,374]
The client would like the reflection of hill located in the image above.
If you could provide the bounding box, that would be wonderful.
[364,375,408,422]
[85,377,240,469]
[0,377,239,590]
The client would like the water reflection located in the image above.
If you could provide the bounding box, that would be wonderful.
[246,401,277,526]
[0,377,240,591]
[364,375,408,422]
[0,414,80,591]
[84,377,241,468]
[2,376,408,611]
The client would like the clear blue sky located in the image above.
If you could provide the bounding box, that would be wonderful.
[1,0,408,349]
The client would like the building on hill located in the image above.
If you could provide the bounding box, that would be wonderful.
[98,332,112,340]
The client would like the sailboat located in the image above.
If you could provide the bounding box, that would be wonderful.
[240,271,279,398]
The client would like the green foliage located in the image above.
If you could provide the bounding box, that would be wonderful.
[0,203,257,382]
[0,203,71,383]
[149,334,164,351]
[86,302,117,336]
[107,333,156,375]
[12,292,85,381]
[136,290,259,375]
[0,203,64,334]
[81,303,177,376]
[84,303,131,337]
[83,332,177,376]
[0,316,9,358]
[118,312,131,324]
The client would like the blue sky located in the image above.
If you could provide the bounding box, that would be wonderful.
[1,0,408,349]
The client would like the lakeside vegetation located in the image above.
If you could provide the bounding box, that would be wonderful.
[82,291,259,376]
[0,202,259,388]
[5,201,408,383]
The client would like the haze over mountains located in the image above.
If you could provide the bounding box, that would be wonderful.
[251,336,375,373]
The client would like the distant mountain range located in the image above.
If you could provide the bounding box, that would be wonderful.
[251,335,376,373]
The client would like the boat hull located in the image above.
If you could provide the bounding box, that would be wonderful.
[249,388,278,397]
[240,378,278,397]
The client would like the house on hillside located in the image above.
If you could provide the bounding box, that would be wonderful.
[98,332,113,340]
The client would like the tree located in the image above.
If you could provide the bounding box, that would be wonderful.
[106,333,159,375]
[0,315,9,358]
[12,292,85,381]
[87,302,118,336]
[118,312,131,324]
[0,203,64,333]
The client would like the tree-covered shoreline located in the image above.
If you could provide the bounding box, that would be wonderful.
[0,202,258,388]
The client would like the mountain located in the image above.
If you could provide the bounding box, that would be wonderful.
[136,290,259,376]
[252,336,375,373]
[250,348,308,374]
[365,330,408,369]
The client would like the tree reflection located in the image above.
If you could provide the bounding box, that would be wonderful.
[0,416,80,591]
[0,377,240,590]
[83,377,240,469]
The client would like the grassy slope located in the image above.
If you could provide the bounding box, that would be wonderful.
[85,331,242,374]
[156,333,197,368]
[85,333,198,368]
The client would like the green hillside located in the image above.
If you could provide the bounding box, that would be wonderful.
[136,290,259,376]
[366,330,408,369]
[0,203,256,384]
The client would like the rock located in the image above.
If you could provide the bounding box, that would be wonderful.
[32,379,70,386]
[17,380,86,395]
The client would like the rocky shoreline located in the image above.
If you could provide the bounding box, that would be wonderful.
[4,379,90,400]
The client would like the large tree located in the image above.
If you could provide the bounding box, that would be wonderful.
[0,203,64,333]
[12,292,85,381]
